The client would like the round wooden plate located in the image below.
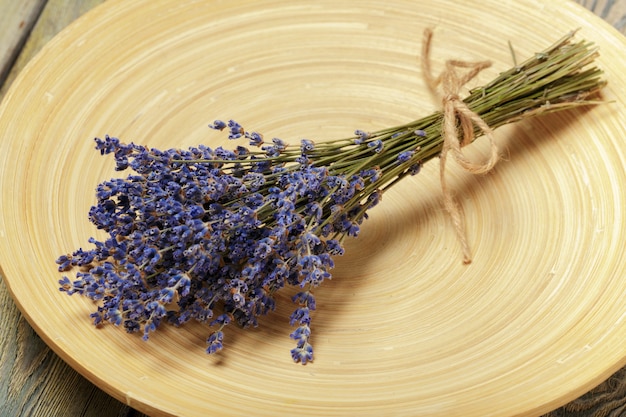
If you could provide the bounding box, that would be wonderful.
[1,0,625,416]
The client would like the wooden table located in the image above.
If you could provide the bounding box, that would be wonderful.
[1,1,625,416]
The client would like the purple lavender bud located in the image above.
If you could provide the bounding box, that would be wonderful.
[208,120,227,130]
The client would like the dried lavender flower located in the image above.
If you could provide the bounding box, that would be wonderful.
[57,32,605,364]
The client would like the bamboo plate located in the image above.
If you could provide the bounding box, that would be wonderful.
[1,0,625,416]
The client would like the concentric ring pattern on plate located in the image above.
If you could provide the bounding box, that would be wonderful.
[0,0,625,416]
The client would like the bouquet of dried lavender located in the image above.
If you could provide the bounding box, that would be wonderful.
[57,31,604,364]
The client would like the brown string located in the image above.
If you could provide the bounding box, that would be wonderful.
[421,28,500,264]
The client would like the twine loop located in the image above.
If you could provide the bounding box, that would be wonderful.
[421,29,500,264]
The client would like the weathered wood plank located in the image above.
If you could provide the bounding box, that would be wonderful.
[0,276,142,417]
[0,0,108,101]
[574,0,626,34]
[0,0,46,86]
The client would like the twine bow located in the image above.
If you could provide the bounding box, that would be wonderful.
[421,29,500,264]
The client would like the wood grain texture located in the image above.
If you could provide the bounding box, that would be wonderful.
[0,0,108,101]
[0,0,46,84]
[0,281,140,416]
[575,0,626,34]
[0,1,624,416]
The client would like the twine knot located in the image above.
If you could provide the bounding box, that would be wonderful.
[421,29,500,264]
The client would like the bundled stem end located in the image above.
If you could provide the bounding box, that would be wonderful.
[422,28,606,263]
